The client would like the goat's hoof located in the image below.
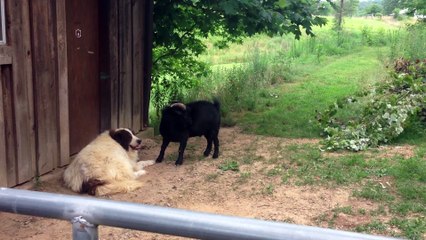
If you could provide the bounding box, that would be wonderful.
[175,161,183,166]
[203,152,210,157]
[212,153,219,159]
[155,158,163,163]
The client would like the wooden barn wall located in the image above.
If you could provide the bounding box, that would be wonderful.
[0,0,68,187]
[106,0,152,132]
[0,0,152,187]
[0,0,36,187]
[30,0,60,175]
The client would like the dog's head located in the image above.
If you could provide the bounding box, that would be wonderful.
[109,128,142,151]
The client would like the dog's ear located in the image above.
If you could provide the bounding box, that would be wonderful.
[109,129,132,151]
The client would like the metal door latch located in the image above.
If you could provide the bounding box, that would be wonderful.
[75,29,82,38]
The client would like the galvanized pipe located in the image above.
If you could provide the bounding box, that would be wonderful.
[0,188,398,240]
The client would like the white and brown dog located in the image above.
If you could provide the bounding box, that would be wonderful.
[63,128,154,196]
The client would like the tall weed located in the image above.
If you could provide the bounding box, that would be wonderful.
[388,23,426,60]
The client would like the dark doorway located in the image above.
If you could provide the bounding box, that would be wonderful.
[66,0,100,154]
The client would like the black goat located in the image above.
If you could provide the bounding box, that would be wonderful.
[155,100,221,165]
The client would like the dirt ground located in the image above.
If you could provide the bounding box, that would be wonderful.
[0,127,414,239]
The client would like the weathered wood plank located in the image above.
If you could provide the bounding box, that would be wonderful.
[118,0,133,128]
[0,66,7,186]
[1,65,17,186]
[55,0,70,166]
[132,0,143,132]
[0,55,11,65]
[109,0,119,129]
[31,0,59,174]
[142,0,154,128]
[100,1,111,132]
[7,0,37,183]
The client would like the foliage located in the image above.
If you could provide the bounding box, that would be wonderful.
[187,46,289,126]
[364,3,383,16]
[315,1,333,16]
[331,0,360,30]
[344,0,360,17]
[151,0,329,113]
[389,22,426,60]
[400,0,426,16]
[358,0,382,14]
[392,8,401,19]
[332,0,344,30]
[316,59,426,151]
[382,0,399,15]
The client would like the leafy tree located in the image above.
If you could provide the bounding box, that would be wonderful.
[392,8,401,19]
[152,0,328,113]
[315,1,333,16]
[333,0,345,30]
[400,0,426,16]
[382,0,399,15]
[331,0,359,31]
[358,0,381,14]
[364,3,383,16]
[344,0,360,17]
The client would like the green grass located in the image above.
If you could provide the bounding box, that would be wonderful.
[239,47,387,138]
[389,217,426,240]
[352,181,395,202]
[354,220,388,235]
[218,161,240,172]
[280,144,390,186]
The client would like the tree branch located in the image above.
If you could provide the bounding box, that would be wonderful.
[153,27,196,66]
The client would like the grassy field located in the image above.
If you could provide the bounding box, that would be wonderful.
[239,47,387,138]
[182,16,426,239]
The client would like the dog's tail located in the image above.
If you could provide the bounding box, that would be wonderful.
[63,162,85,193]
[94,180,144,196]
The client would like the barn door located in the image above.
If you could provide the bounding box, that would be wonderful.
[66,0,100,154]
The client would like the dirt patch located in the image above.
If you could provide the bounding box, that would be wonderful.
[0,127,414,239]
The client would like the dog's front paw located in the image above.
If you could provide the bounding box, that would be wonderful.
[145,160,155,166]
[137,160,155,168]
[134,170,147,178]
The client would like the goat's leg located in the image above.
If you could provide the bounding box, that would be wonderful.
[175,138,188,166]
[212,132,220,159]
[156,138,170,163]
[203,134,213,157]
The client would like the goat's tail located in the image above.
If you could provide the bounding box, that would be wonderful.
[213,98,221,111]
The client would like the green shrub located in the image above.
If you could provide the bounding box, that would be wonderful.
[316,59,426,151]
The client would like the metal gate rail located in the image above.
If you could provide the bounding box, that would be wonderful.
[0,188,398,240]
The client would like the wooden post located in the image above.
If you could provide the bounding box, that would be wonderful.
[56,0,70,166]
[142,0,153,128]
[7,0,36,184]
[30,0,60,174]
[0,66,7,186]
[118,0,133,128]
